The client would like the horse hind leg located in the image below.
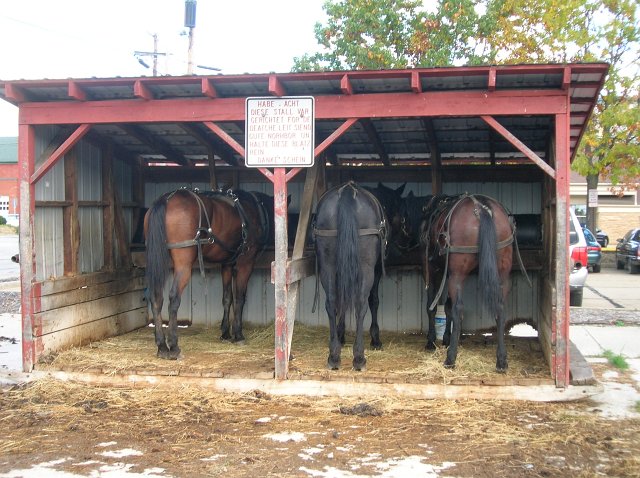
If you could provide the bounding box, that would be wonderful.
[149,283,168,356]
[219,265,234,341]
[495,304,508,372]
[367,262,383,350]
[444,282,464,368]
[161,266,191,360]
[326,296,342,370]
[231,261,256,344]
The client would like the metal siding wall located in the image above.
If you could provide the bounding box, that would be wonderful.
[34,126,65,281]
[77,141,104,273]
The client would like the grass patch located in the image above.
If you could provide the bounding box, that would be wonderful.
[614,320,625,327]
[636,401,640,413]
[602,349,629,370]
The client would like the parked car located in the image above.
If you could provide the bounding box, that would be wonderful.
[595,228,609,247]
[582,228,602,273]
[569,208,588,306]
[615,228,640,274]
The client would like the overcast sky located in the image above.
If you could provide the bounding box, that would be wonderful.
[0,0,326,136]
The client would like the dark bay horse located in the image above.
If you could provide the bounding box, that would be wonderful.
[144,188,270,359]
[314,182,387,371]
[419,194,514,372]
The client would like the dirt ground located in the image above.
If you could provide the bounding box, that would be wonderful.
[1,361,639,477]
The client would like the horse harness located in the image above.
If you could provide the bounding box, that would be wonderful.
[313,182,389,266]
[422,193,529,310]
[164,187,268,277]
[311,182,389,313]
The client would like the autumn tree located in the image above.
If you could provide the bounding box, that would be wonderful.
[292,0,498,70]
[292,0,640,233]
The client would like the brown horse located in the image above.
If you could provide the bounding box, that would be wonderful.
[419,193,515,372]
[144,188,271,359]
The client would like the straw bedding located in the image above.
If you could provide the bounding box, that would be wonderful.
[35,323,550,384]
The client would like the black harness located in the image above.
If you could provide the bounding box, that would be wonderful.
[311,182,389,313]
[164,187,268,277]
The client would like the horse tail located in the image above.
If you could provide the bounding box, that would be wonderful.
[145,196,171,300]
[336,186,361,317]
[477,200,502,318]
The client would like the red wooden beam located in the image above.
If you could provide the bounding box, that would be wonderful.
[18,90,569,125]
[481,115,556,178]
[18,124,37,371]
[202,121,245,160]
[4,83,26,103]
[488,67,497,91]
[562,67,571,90]
[30,124,92,184]
[269,75,286,97]
[554,109,571,387]
[340,74,353,95]
[68,81,86,101]
[134,80,153,100]
[411,71,422,93]
[201,78,218,98]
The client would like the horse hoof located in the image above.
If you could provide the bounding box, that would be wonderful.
[167,348,182,360]
[496,362,508,373]
[370,342,383,351]
[443,361,455,369]
[220,334,232,342]
[157,348,172,360]
[327,358,340,370]
[425,342,436,351]
[352,359,367,371]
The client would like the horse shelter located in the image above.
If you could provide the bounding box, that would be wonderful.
[0,63,608,398]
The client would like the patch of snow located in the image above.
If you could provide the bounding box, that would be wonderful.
[264,431,306,443]
[99,448,144,458]
[255,416,272,423]
[300,456,456,478]
[97,442,118,447]
[201,454,227,462]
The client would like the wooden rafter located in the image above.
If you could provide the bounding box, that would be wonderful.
[119,124,192,167]
[359,118,389,166]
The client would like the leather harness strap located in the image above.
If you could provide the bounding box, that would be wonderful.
[164,188,254,278]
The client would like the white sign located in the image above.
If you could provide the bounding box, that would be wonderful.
[245,96,315,167]
[588,189,598,207]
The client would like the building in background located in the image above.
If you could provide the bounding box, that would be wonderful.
[570,170,640,245]
[0,137,19,226]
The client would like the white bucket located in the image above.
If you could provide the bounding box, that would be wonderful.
[434,305,446,340]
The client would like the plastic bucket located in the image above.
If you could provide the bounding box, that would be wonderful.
[434,305,446,340]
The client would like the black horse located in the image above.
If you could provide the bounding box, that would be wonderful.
[314,182,387,371]
[144,188,271,359]
[419,194,515,372]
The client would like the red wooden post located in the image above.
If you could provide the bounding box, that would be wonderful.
[272,168,290,379]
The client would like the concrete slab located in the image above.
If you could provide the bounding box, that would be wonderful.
[570,324,640,358]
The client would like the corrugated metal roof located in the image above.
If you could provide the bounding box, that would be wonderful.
[0,63,608,169]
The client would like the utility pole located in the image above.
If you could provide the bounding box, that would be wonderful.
[185,0,197,75]
[134,33,166,76]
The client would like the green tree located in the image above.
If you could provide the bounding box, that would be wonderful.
[292,0,498,71]
[293,0,640,233]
